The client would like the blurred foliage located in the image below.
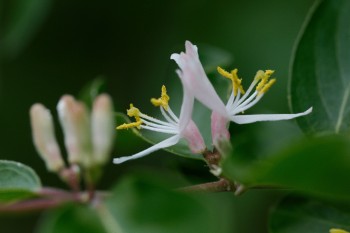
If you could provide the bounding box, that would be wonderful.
[269,196,350,232]
[290,0,350,135]
[222,135,350,201]
[0,160,41,202]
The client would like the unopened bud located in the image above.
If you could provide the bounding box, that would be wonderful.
[57,95,92,167]
[30,104,65,172]
[91,94,115,165]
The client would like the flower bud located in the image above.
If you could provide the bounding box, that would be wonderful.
[57,95,92,167]
[91,94,115,165]
[30,104,65,172]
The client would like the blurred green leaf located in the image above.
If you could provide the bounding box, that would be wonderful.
[104,174,230,233]
[269,196,350,233]
[222,135,350,201]
[78,77,106,109]
[0,160,41,202]
[36,204,106,233]
[290,0,350,134]
[0,0,53,58]
[114,44,232,160]
[198,44,233,73]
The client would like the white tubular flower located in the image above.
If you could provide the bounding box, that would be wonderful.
[171,41,312,146]
[91,94,115,165]
[114,85,206,164]
[30,104,65,172]
[57,95,93,167]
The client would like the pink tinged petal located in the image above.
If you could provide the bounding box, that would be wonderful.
[181,120,206,153]
[211,111,230,147]
[91,94,115,165]
[178,82,195,132]
[171,41,227,117]
[30,104,65,172]
[231,107,313,124]
[113,135,181,164]
[57,95,92,167]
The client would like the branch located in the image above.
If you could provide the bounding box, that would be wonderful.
[177,179,234,193]
[0,198,68,213]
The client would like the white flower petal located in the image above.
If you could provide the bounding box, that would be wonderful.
[172,41,227,117]
[113,135,180,164]
[231,107,313,124]
[178,83,195,133]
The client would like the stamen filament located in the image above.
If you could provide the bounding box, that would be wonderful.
[141,118,177,130]
[139,112,174,127]
[141,125,179,134]
[234,79,260,107]
[235,91,258,110]
[231,94,263,115]
[166,107,180,123]
[161,107,178,125]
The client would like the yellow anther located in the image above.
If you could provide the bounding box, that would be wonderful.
[150,85,170,110]
[256,70,275,92]
[330,229,350,233]
[258,79,276,95]
[127,104,141,122]
[265,70,274,76]
[116,104,143,130]
[217,66,232,79]
[254,70,265,81]
[116,120,142,130]
[217,66,245,96]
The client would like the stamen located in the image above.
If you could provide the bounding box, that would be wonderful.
[217,67,245,96]
[139,113,174,127]
[165,107,180,123]
[258,79,276,95]
[256,70,275,92]
[161,107,178,125]
[117,120,142,130]
[150,85,170,110]
[142,125,179,134]
[127,104,141,122]
[141,118,176,130]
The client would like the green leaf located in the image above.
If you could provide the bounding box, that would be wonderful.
[290,0,350,134]
[0,0,53,58]
[36,204,107,233]
[78,77,106,109]
[103,174,231,233]
[0,160,41,202]
[269,196,350,233]
[222,135,350,201]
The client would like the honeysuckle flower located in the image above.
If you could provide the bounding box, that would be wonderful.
[30,104,65,172]
[330,229,350,233]
[114,85,206,164]
[171,41,312,146]
[30,94,115,171]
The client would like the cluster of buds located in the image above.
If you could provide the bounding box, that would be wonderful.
[30,94,115,187]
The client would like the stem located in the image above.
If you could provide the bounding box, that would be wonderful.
[0,198,68,213]
[59,165,81,192]
[178,179,234,193]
